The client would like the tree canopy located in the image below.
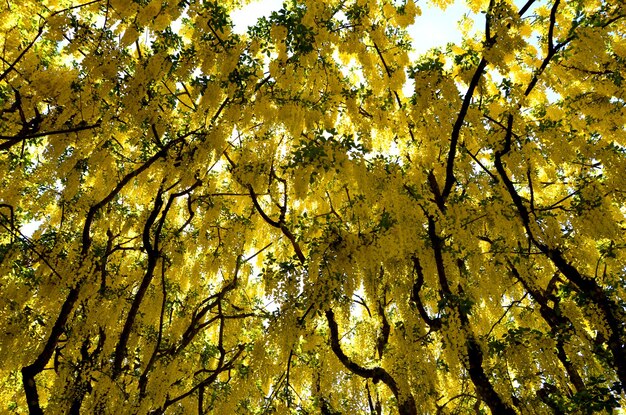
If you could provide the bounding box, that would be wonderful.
[1,0,626,413]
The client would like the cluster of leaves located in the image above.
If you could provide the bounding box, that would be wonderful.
[1,0,626,414]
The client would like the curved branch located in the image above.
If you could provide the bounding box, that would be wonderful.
[248,184,306,264]
[376,287,390,360]
[410,255,442,331]
[162,344,245,410]
[441,57,488,202]
[493,115,626,391]
[442,0,496,202]
[325,309,416,415]
[81,138,183,255]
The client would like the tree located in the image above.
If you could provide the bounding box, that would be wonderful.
[1,0,625,413]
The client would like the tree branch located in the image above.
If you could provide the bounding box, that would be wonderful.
[112,189,164,378]
[325,309,417,415]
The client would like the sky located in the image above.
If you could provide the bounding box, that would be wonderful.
[228,0,476,99]
[231,0,473,55]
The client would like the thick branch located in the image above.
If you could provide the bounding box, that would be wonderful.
[465,335,516,415]
[427,221,515,414]
[427,216,452,297]
[376,294,390,359]
[22,287,80,415]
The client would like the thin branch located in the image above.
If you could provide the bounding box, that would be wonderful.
[0,26,44,83]
[138,257,169,397]
[162,344,245,409]
[485,293,529,338]
[243,242,273,263]
[0,211,64,281]
[0,121,102,151]
[247,184,305,264]
[442,56,489,201]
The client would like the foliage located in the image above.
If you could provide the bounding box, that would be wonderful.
[1,0,626,413]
